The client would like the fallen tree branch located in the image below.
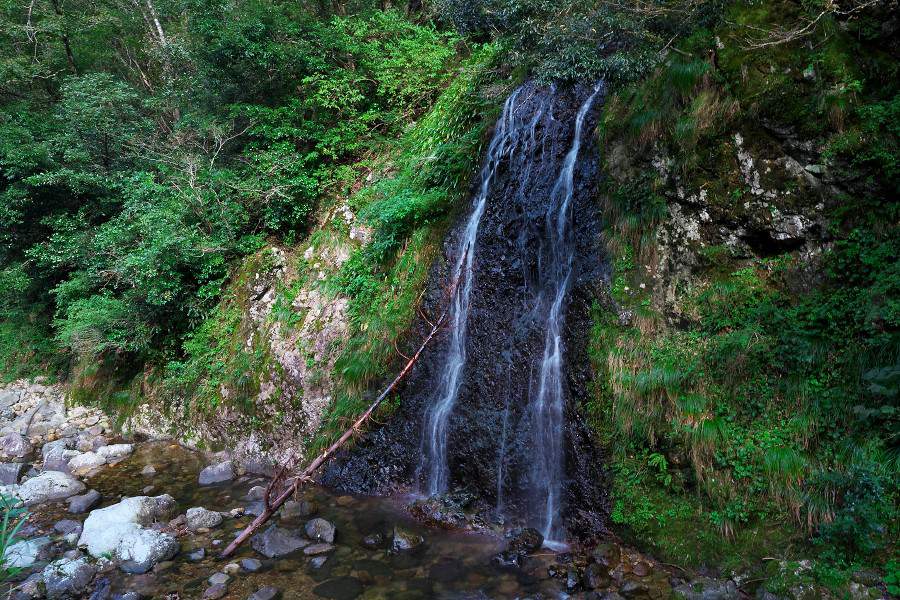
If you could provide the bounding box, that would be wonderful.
[220,251,467,558]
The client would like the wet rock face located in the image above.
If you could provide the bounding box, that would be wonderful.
[324,81,610,539]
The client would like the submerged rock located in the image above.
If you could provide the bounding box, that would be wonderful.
[249,586,281,600]
[186,507,224,531]
[203,584,228,599]
[241,557,263,572]
[391,526,423,552]
[250,525,309,558]
[42,556,97,599]
[199,461,234,485]
[304,518,336,543]
[312,577,363,600]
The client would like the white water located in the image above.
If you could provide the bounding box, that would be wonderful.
[419,88,525,496]
[530,83,602,542]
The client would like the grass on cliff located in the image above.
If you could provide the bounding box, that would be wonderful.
[591,0,898,585]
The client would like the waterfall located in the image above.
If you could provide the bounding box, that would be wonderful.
[529,83,603,543]
[418,88,526,496]
[403,81,605,541]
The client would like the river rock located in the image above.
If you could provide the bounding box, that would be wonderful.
[15,470,85,505]
[506,528,543,553]
[361,532,384,549]
[250,525,309,558]
[391,526,423,552]
[96,444,133,461]
[249,586,280,600]
[241,557,263,572]
[246,486,266,501]
[79,495,178,573]
[0,462,26,485]
[68,489,101,513]
[0,433,32,460]
[304,518,336,543]
[209,572,230,585]
[42,556,97,599]
[43,448,81,473]
[41,438,73,457]
[204,584,228,599]
[3,536,51,568]
[186,507,224,531]
[303,543,334,556]
[280,499,315,521]
[141,465,157,477]
[674,577,739,599]
[68,451,106,475]
[199,461,234,485]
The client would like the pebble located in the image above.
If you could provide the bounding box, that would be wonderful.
[241,558,263,572]
[141,464,157,476]
[223,562,240,575]
[248,586,280,600]
[208,572,230,586]
[187,548,206,562]
[203,584,228,599]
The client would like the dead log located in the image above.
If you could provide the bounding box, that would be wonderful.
[220,251,467,558]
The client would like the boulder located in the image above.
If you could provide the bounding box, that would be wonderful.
[250,525,309,558]
[68,489,102,514]
[391,526,424,552]
[16,471,85,505]
[43,448,81,474]
[3,536,51,568]
[186,507,223,531]
[67,452,106,475]
[0,433,32,460]
[198,461,234,485]
[304,518,336,543]
[0,462,26,485]
[42,557,98,599]
[78,495,178,573]
[96,444,133,461]
[41,439,74,459]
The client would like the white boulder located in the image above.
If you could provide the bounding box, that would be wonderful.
[15,471,85,505]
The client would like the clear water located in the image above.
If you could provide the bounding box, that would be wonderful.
[19,442,580,599]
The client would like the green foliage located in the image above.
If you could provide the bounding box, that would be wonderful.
[0,494,27,582]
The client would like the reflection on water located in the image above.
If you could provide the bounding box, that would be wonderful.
[24,443,571,599]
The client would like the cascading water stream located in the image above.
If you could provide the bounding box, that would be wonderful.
[418,88,526,496]
[529,83,603,543]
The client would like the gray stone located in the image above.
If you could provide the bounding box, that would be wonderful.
[199,461,234,485]
[68,489,102,513]
[186,507,224,531]
[674,578,739,600]
[245,486,266,501]
[209,572,230,585]
[0,433,32,460]
[309,556,328,569]
[280,500,315,521]
[204,584,228,599]
[42,438,73,458]
[67,451,106,475]
[248,586,280,600]
[0,462,26,485]
[187,547,206,562]
[303,543,334,556]
[96,444,133,461]
[304,518,335,543]
[53,519,83,536]
[78,495,178,573]
[141,465,156,477]
[43,448,81,473]
[3,536,51,568]
[250,525,309,558]
[42,557,97,599]
[16,470,85,505]
[241,558,263,572]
